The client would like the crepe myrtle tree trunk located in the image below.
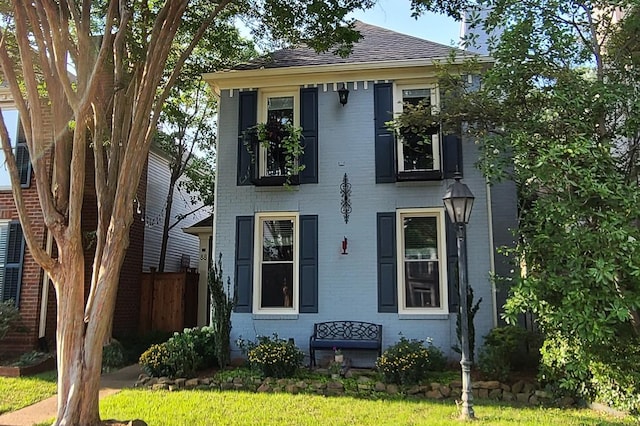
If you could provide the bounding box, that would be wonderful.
[0,1,377,423]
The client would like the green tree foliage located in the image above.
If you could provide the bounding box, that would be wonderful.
[412,0,640,408]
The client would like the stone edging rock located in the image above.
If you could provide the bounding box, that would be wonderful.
[134,371,576,407]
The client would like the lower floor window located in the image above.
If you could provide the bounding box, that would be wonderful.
[254,213,298,312]
[397,209,448,313]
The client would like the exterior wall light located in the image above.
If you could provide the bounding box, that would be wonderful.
[338,83,349,106]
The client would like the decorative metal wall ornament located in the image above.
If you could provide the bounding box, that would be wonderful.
[340,173,352,224]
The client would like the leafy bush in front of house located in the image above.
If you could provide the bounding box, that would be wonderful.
[102,340,126,372]
[0,300,24,341]
[118,330,173,364]
[477,325,541,382]
[539,333,640,415]
[139,326,216,378]
[139,343,174,377]
[376,336,446,386]
[237,333,304,378]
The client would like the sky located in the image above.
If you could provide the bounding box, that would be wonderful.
[349,0,461,47]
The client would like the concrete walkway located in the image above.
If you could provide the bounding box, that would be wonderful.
[0,364,142,426]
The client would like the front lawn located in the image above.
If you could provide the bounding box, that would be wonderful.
[0,371,57,414]
[100,389,636,425]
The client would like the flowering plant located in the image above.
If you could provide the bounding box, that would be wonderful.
[333,347,342,355]
[237,333,304,378]
[376,336,446,385]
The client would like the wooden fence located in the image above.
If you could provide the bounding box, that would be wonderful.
[139,269,199,333]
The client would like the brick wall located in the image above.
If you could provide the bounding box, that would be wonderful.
[3,131,149,356]
[0,108,51,356]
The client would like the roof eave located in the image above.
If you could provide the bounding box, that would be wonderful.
[203,54,493,91]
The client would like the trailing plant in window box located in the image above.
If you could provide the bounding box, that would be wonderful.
[243,120,305,184]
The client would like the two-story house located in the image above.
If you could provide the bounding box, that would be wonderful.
[204,21,517,364]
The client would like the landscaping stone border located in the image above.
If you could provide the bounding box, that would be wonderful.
[134,370,576,408]
[0,356,56,377]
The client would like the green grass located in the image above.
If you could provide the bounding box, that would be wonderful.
[100,389,637,425]
[0,371,57,414]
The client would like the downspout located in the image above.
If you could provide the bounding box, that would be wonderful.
[486,182,498,327]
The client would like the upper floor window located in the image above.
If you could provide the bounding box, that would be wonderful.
[253,212,299,313]
[394,85,441,179]
[396,208,448,314]
[258,90,300,180]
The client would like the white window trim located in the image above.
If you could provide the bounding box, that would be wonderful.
[257,88,300,178]
[396,208,449,315]
[393,83,441,173]
[0,219,10,298]
[253,211,300,314]
[0,109,20,191]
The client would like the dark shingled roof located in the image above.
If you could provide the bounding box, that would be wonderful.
[187,214,213,229]
[234,21,463,70]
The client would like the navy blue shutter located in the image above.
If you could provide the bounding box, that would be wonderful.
[16,143,31,187]
[299,88,318,184]
[377,212,397,312]
[234,216,254,312]
[299,215,318,313]
[445,215,459,311]
[442,133,463,179]
[374,83,396,183]
[237,91,257,186]
[2,222,25,306]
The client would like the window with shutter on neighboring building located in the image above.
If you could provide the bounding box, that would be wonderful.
[0,109,31,189]
[0,220,25,306]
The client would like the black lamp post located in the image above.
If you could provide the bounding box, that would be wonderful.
[442,172,475,420]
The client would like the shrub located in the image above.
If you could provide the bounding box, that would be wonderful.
[208,254,234,368]
[139,343,174,378]
[102,340,126,372]
[138,326,217,378]
[119,330,173,364]
[0,300,24,340]
[477,325,541,381]
[237,334,304,378]
[540,333,640,414]
[376,336,446,385]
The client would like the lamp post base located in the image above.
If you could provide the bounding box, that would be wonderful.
[459,359,475,420]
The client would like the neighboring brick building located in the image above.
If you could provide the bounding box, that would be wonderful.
[0,88,203,356]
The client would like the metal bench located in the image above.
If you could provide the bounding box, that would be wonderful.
[309,321,382,367]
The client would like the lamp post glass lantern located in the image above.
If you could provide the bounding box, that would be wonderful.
[443,173,475,420]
